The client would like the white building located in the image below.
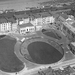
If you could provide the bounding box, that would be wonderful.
[40,12,55,25]
[5,16,18,33]
[35,25,43,31]
[11,17,18,33]
[18,23,35,35]
[30,12,55,26]
[0,17,11,34]
[32,13,42,26]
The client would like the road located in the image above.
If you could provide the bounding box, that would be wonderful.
[8,29,75,75]
[17,58,75,75]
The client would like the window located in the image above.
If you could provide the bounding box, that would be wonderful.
[27,29,28,31]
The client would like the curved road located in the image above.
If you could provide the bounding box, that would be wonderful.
[12,29,75,75]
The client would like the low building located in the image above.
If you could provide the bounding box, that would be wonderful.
[18,23,35,35]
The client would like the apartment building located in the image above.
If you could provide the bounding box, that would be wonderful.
[14,12,30,25]
[55,13,69,30]
[31,13,42,26]
[30,11,55,30]
[53,13,75,42]
[0,17,11,34]
[61,16,75,42]
[5,16,18,33]
[40,12,55,25]
[30,14,37,26]
[11,17,18,33]
[18,23,35,35]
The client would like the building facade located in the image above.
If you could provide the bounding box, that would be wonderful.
[14,13,30,25]
[0,17,12,34]
[18,23,35,35]
[61,20,75,42]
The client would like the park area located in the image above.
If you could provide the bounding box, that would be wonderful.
[21,37,64,64]
[0,35,24,73]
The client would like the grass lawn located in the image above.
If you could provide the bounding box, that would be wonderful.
[27,41,63,64]
[0,36,24,73]
[42,29,61,40]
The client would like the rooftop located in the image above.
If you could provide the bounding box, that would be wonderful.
[32,13,41,18]
[19,23,34,28]
[5,16,16,23]
[40,12,52,17]
[60,13,68,20]
[14,13,29,19]
[0,17,7,23]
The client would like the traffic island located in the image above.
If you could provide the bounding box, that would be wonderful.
[27,41,64,64]
[20,36,64,65]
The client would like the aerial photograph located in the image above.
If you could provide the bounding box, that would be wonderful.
[0,0,75,75]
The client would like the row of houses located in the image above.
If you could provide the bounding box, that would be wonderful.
[0,10,55,35]
[56,12,75,42]
[0,15,18,35]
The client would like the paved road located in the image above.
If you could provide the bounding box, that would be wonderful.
[9,29,75,75]
[17,58,75,75]
[18,30,75,75]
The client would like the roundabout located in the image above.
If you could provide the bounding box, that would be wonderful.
[20,36,64,65]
